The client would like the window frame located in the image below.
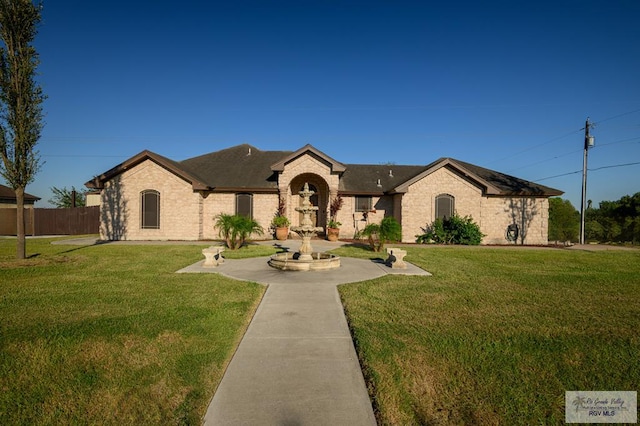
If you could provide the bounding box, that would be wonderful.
[141,189,160,229]
[354,195,372,212]
[235,193,253,218]
[435,193,455,220]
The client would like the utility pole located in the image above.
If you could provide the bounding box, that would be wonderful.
[580,118,595,244]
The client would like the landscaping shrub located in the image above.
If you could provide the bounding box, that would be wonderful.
[361,216,402,252]
[416,214,484,245]
[214,214,263,249]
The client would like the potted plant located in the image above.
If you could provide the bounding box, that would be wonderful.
[326,195,343,241]
[326,219,341,241]
[272,215,290,240]
[271,196,290,241]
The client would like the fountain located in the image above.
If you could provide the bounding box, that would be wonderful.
[268,183,341,271]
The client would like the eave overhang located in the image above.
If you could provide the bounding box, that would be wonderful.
[85,150,210,191]
[392,158,504,195]
[270,144,347,173]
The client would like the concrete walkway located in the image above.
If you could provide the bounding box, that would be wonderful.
[176,240,430,425]
[203,279,375,425]
[50,236,430,424]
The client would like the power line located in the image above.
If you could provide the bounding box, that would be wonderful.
[505,136,640,173]
[490,108,640,167]
[595,136,640,148]
[590,161,640,172]
[487,128,582,166]
[505,149,582,173]
[534,160,640,182]
[593,108,640,126]
[534,169,582,182]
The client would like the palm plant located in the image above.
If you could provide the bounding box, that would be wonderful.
[361,216,402,252]
[214,214,264,249]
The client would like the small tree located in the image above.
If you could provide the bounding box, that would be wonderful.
[214,213,263,250]
[548,197,579,243]
[49,186,87,208]
[361,216,402,252]
[0,0,45,259]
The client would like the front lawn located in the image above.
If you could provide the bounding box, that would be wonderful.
[336,245,640,425]
[0,238,267,425]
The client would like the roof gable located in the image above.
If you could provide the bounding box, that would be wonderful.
[270,144,346,173]
[85,150,210,191]
[392,158,563,196]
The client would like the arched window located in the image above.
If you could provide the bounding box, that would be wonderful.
[435,194,454,220]
[141,190,160,229]
[236,193,253,218]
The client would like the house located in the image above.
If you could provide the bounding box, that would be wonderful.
[0,184,40,208]
[85,144,563,244]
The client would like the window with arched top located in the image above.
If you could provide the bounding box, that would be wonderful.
[435,194,454,220]
[141,190,160,229]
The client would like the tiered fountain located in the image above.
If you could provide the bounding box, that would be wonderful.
[268,183,341,271]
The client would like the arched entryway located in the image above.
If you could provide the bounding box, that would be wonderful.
[289,173,329,231]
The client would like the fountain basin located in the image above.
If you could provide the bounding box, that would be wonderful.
[268,252,341,271]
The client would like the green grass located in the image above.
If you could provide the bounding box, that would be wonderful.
[4,239,638,425]
[336,245,640,425]
[0,237,267,425]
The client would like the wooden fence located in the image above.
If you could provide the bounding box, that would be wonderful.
[0,206,99,236]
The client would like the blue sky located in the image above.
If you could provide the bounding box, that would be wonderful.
[10,0,640,208]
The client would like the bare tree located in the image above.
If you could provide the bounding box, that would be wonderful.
[0,0,44,259]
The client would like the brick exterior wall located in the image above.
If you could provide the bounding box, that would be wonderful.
[334,195,393,239]
[98,154,550,245]
[201,193,234,240]
[401,167,482,243]
[481,196,549,245]
[100,162,280,241]
[253,193,280,237]
[199,193,278,240]
[277,155,340,229]
[100,160,201,240]
[400,167,549,244]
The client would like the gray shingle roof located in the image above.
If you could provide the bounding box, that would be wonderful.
[179,144,289,191]
[339,164,427,194]
[86,144,563,197]
[450,158,563,196]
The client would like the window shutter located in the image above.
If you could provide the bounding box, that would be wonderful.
[236,193,253,218]
[435,194,454,220]
[141,190,160,229]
